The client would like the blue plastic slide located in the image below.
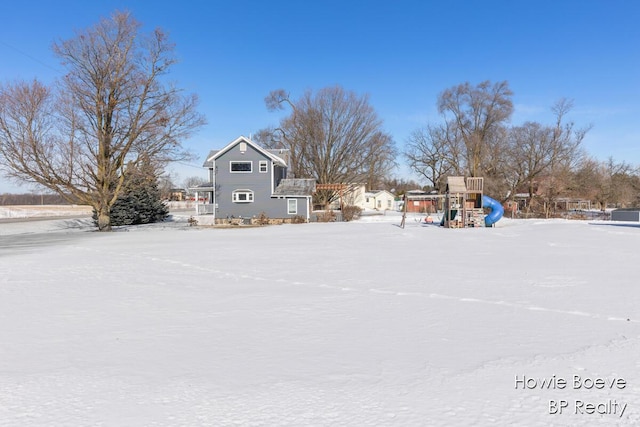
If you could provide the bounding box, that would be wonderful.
[482,195,504,227]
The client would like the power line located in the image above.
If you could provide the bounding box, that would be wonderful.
[173,161,205,169]
[0,39,60,73]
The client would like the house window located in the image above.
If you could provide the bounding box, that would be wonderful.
[230,161,252,173]
[387,200,392,208]
[377,200,382,209]
[232,190,254,203]
[287,199,297,214]
[259,160,268,173]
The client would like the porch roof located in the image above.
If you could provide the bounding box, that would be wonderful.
[189,183,215,192]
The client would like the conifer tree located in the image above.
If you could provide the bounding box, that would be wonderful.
[94,158,169,227]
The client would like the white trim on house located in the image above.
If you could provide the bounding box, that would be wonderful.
[287,199,298,214]
[232,189,254,203]
[208,136,287,167]
[230,160,253,173]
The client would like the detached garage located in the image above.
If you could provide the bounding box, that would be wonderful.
[611,208,640,222]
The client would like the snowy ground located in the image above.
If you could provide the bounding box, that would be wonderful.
[1,211,639,426]
[0,205,92,219]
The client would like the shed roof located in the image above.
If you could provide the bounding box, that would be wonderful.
[272,179,316,197]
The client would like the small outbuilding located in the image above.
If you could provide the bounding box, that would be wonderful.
[403,190,441,213]
[364,190,396,211]
[611,208,640,222]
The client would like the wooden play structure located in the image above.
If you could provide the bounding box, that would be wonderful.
[442,176,486,228]
[399,176,503,228]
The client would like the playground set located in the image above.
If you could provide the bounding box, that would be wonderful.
[401,176,504,228]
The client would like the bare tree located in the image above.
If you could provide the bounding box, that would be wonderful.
[381,177,424,194]
[183,175,208,198]
[437,80,513,177]
[0,11,205,230]
[259,86,397,206]
[579,157,637,209]
[404,124,458,192]
[494,98,590,214]
[549,99,589,166]
[534,99,589,216]
[183,175,208,189]
[363,131,397,190]
[503,121,558,201]
[156,173,177,200]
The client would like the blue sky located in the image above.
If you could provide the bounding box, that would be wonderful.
[1,0,639,193]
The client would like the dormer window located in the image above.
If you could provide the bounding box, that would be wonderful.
[230,161,252,173]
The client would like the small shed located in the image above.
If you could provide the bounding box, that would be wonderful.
[403,190,441,213]
[611,208,640,222]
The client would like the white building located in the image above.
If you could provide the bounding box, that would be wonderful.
[364,190,396,211]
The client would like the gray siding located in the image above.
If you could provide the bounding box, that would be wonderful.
[213,143,308,219]
[273,196,310,217]
[273,165,287,191]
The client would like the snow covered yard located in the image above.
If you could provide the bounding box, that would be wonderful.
[0,205,92,219]
[1,214,639,426]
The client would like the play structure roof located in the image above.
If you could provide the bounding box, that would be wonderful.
[446,176,467,193]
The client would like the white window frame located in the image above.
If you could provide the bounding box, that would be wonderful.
[287,199,297,215]
[230,161,253,173]
[232,189,254,203]
[259,160,268,173]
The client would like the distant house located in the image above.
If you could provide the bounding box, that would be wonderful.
[168,188,187,201]
[323,184,366,210]
[320,185,397,211]
[364,190,396,211]
[198,136,315,222]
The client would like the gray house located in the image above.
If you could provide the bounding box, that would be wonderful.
[199,136,315,222]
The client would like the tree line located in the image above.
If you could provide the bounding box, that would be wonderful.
[1,11,637,230]
[404,81,639,216]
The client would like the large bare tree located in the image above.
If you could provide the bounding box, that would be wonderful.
[533,99,589,216]
[0,11,205,230]
[258,86,397,206]
[437,80,513,177]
